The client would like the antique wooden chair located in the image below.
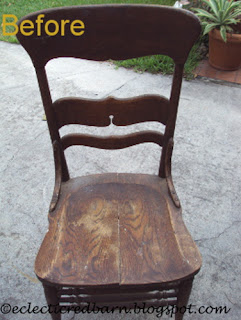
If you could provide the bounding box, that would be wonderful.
[17,5,202,320]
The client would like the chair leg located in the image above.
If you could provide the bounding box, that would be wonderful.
[43,283,61,320]
[175,278,194,320]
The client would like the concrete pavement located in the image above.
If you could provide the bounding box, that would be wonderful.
[0,40,241,319]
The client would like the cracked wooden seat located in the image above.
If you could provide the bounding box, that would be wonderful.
[35,174,201,287]
[17,4,202,320]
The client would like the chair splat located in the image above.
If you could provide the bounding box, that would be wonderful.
[52,95,169,128]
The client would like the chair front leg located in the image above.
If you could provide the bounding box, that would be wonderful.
[175,277,194,320]
[43,283,61,320]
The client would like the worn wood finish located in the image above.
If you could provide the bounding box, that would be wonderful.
[57,283,180,310]
[53,95,169,128]
[61,131,164,150]
[59,288,177,303]
[17,5,202,320]
[49,141,62,212]
[16,5,201,67]
[59,290,177,304]
[59,299,177,309]
[58,281,180,295]
[35,174,201,287]
[36,178,120,286]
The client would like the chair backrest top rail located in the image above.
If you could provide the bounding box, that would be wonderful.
[16,4,201,67]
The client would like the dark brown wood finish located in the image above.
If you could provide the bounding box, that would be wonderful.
[61,131,164,150]
[53,95,169,128]
[16,5,201,67]
[17,5,202,320]
[165,138,181,207]
[43,284,61,320]
[35,67,69,182]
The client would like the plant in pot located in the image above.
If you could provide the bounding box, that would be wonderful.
[194,0,241,70]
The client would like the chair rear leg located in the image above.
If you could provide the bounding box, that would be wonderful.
[43,283,61,320]
[175,278,194,320]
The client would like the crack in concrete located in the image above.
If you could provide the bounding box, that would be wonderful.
[193,195,213,203]
[16,210,43,236]
[55,68,107,79]
[224,293,241,307]
[70,313,76,320]
[196,220,241,242]
[101,75,138,98]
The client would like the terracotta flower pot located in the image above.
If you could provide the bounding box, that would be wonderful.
[208,28,241,71]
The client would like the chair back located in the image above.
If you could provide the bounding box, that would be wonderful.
[17,5,201,180]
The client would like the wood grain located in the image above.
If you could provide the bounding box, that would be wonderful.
[36,179,119,286]
[53,95,169,128]
[35,173,201,287]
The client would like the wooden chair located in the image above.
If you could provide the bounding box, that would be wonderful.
[17,5,202,320]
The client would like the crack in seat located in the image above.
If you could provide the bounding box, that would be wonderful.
[35,174,201,287]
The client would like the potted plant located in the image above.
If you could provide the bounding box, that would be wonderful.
[194,0,241,70]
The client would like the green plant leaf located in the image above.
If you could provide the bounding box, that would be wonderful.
[223,18,239,25]
[220,25,227,42]
[206,0,219,16]
[226,26,234,32]
[223,2,241,20]
[194,8,218,22]
[228,10,241,20]
[218,9,224,22]
[203,23,219,34]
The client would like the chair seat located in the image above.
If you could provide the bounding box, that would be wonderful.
[35,173,201,287]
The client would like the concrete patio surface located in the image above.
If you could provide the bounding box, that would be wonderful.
[0,41,241,320]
